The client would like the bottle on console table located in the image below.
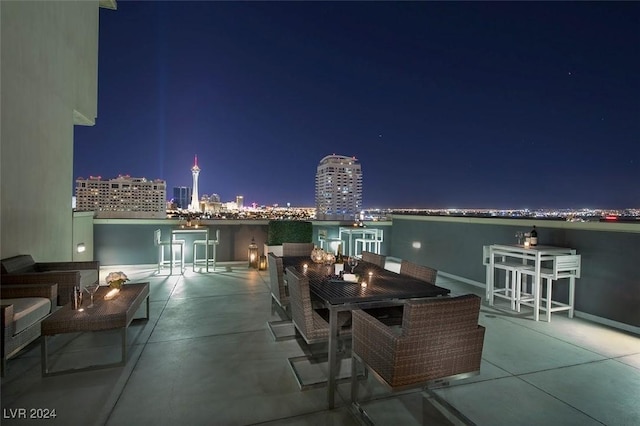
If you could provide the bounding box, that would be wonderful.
[530,226,538,246]
[334,244,344,276]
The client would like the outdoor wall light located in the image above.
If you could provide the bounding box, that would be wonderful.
[76,243,86,253]
[412,241,421,249]
[248,237,258,268]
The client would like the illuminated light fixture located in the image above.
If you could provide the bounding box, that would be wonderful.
[77,243,86,253]
[258,255,267,271]
[412,241,421,249]
[248,237,258,269]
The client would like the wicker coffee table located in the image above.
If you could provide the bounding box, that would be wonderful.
[41,282,149,376]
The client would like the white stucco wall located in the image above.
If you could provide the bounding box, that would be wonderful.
[1,1,100,261]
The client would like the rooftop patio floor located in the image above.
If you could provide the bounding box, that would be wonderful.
[2,261,639,425]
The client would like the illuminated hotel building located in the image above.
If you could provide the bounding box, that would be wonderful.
[315,154,362,220]
[75,175,166,218]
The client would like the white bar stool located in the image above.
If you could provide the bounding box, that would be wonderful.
[193,229,220,272]
[517,254,581,322]
[483,245,526,309]
[154,229,185,274]
[354,229,383,256]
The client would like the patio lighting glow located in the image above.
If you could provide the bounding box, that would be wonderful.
[248,237,258,268]
[104,288,120,300]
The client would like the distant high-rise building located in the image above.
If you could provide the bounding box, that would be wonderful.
[236,195,244,209]
[173,186,191,210]
[315,154,362,220]
[189,155,200,211]
[75,175,166,218]
[201,193,222,213]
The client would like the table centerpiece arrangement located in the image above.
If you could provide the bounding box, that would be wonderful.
[104,271,129,300]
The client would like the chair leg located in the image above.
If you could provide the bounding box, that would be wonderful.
[546,278,553,322]
[515,271,522,312]
[509,270,517,310]
[351,355,360,404]
[569,277,575,318]
[157,247,162,273]
[192,243,197,272]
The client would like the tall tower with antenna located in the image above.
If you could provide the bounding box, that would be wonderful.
[189,155,200,212]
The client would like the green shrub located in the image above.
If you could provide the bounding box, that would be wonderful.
[267,220,313,245]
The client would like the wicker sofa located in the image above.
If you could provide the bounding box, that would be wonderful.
[1,255,99,306]
[1,283,58,376]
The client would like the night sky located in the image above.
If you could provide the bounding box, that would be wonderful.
[74,1,639,209]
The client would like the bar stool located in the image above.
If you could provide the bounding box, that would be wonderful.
[193,229,220,272]
[318,230,343,254]
[517,254,581,322]
[483,245,524,309]
[354,229,383,257]
[154,229,185,274]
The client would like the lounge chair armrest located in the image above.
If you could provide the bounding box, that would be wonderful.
[1,304,14,328]
[1,271,80,286]
[35,260,99,272]
[353,309,399,348]
[0,283,58,305]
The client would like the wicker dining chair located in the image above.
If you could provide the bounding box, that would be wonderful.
[365,260,438,326]
[282,242,315,257]
[399,260,437,284]
[286,266,352,389]
[351,294,485,423]
[268,253,288,309]
[361,251,386,268]
[266,253,296,341]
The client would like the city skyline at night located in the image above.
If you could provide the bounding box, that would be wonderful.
[74,1,639,209]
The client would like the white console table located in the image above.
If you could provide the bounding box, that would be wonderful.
[487,244,576,321]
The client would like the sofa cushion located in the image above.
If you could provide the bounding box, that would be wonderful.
[1,255,37,274]
[2,297,51,335]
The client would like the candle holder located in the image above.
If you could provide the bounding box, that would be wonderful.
[248,237,258,268]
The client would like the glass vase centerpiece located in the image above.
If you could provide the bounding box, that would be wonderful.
[311,246,326,264]
[104,271,129,300]
[323,251,336,266]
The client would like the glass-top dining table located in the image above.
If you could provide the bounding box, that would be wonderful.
[281,256,451,408]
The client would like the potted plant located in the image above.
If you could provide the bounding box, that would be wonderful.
[264,220,313,257]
